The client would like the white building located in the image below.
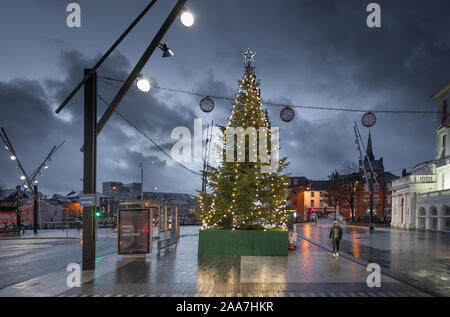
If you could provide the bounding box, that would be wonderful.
[391,82,450,231]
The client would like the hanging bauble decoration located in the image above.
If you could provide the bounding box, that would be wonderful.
[199,96,215,113]
[280,106,295,122]
[361,111,376,128]
[442,113,450,128]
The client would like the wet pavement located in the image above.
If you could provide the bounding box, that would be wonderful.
[0,228,117,290]
[55,226,427,297]
[0,225,435,297]
[296,220,450,296]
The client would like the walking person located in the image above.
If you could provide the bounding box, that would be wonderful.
[329,220,342,258]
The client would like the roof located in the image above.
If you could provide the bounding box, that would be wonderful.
[0,189,16,200]
[289,177,309,186]
[431,81,450,100]
[0,189,34,201]
[384,172,400,182]
[361,158,384,171]
[309,180,329,191]
[52,194,71,203]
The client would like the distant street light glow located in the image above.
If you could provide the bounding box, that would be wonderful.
[10,155,16,160]
[180,10,194,27]
[20,175,25,180]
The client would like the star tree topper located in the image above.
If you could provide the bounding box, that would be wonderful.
[242,48,255,73]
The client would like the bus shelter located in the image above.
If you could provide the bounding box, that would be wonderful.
[117,200,179,256]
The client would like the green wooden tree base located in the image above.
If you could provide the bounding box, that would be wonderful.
[198,229,289,256]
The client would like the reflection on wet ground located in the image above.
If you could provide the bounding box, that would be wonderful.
[296,221,450,296]
[59,226,430,297]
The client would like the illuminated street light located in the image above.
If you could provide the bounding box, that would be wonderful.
[136,74,151,92]
[180,9,194,27]
[20,175,25,180]
[33,180,38,184]
[10,155,16,160]
[44,165,48,169]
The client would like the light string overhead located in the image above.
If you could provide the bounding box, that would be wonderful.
[98,75,439,115]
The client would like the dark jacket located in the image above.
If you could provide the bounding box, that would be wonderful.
[329,225,343,241]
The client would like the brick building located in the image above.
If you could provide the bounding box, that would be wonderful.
[288,177,335,221]
[340,133,399,221]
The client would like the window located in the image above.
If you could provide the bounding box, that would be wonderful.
[444,206,450,216]
[430,207,438,230]
[430,207,438,216]
[311,200,315,207]
[442,134,447,158]
[311,192,315,198]
[442,206,450,231]
[418,207,426,229]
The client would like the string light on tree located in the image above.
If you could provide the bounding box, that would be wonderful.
[194,49,290,231]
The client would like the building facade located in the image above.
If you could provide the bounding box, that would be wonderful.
[288,177,335,221]
[102,182,197,219]
[391,82,450,231]
[103,182,142,200]
[338,133,398,221]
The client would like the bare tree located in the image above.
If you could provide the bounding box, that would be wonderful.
[325,170,346,220]
[340,161,360,222]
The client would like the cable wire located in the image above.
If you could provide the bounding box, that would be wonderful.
[99,76,439,114]
[97,94,202,176]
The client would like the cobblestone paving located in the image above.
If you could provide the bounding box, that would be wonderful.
[59,226,430,297]
[296,221,450,296]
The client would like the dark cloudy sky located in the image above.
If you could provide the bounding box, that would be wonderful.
[0,0,449,196]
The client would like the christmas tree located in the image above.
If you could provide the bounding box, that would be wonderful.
[195,50,290,231]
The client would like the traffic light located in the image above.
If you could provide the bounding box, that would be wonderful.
[95,207,101,217]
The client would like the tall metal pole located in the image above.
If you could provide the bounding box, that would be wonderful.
[369,171,374,232]
[55,0,158,114]
[16,185,21,230]
[82,69,97,270]
[33,185,39,234]
[94,0,187,139]
[140,163,144,200]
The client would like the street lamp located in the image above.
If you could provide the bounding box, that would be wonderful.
[180,9,194,27]
[158,43,174,57]
[54,0,191,271]
[10,155,16,160]
[136,74,151,92]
